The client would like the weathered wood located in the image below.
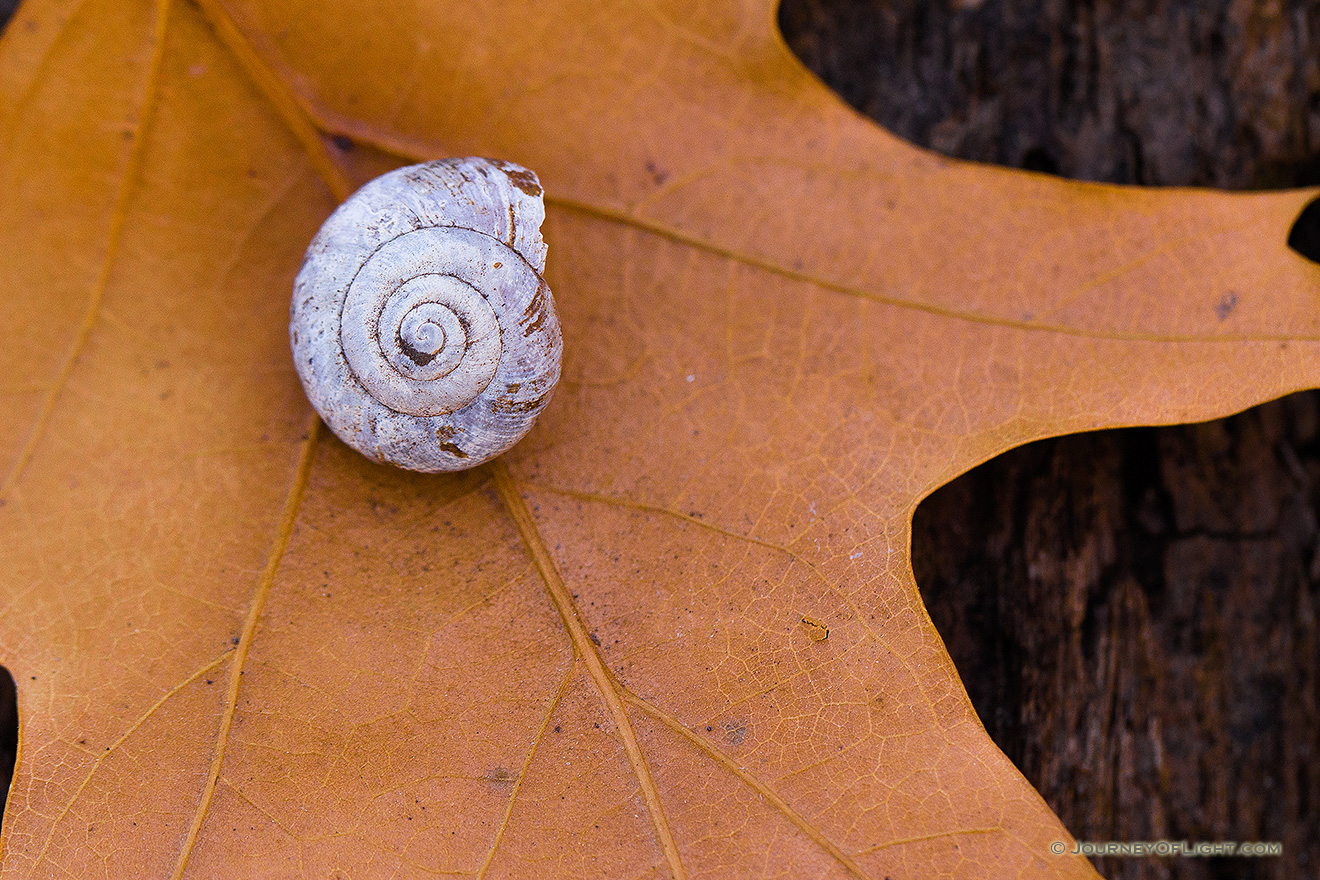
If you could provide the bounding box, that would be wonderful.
[910,405,1319,880]
[779,0,1320,189]
[779,2,1320,878]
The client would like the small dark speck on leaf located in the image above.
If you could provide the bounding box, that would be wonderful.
[724,721,748,745]
[1215,291,1239,320]
[487,767,517,785]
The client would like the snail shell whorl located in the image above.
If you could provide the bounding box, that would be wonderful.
[290,157,562,472]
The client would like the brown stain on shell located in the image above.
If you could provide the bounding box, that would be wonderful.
[520,279,550,338]
[492,159,544,197]
[490,388,553,415]
[434,425,469,458]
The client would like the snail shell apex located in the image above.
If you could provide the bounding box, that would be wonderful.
[290,157,562,472]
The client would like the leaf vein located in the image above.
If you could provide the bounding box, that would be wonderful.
[27,650,231,872]
[0,0,172,502]
[475,660,576,880]
[168,415,321,879]
[623,689,871,880]
[490,461,688,880]
[189,0,351,202]
[855,826,1003,856]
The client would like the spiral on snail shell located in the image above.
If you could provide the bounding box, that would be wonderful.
[290,157,562,472]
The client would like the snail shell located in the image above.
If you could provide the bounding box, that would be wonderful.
[290,158,562,472]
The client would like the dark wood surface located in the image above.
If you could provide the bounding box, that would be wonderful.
[778,2,1320,879]
[779,0,1320,190]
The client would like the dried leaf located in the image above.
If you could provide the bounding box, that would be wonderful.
[1,0,1316,877]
